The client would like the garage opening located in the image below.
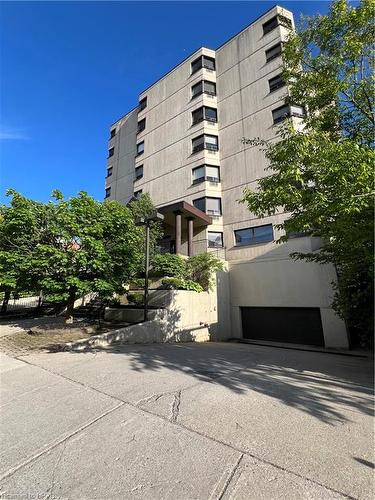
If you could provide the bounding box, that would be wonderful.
[240,306,325,347]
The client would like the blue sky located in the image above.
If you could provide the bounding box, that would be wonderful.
[0,1,333,203]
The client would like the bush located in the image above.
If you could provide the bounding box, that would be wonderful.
[185,253,224,291]
[161,277,203,293]
[152,253,186,278]
[127,292,144,306]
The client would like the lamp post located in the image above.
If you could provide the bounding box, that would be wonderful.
[135,211,164,322]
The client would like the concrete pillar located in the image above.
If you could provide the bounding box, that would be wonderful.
[187,217,194,257]
[174,211,182,255]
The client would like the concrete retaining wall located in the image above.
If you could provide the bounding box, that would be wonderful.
[66,283,231,350]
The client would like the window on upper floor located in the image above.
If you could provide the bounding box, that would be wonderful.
[272,104,305,124]
[208,231,224,248]
[135,165,143,180]
[193,196,222,216]
[191,55,216,74]
[265,43,282,63]
[105,187,111,198]
[139,97,147,111]
[191,80,217,99]
[192,164,220,184]
[137,118,146,133]
[136,141,144,156]
[134,189,142,199]
[234,224,274,246]
[107,166,113,177]
[263,14,292,36]
[108,147,114,158]
[192,134,218,153]
[192,106,218,125]
[110,128,116,139]
[269,73,285,92]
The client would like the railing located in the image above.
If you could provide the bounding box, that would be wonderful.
[156,240,226,259]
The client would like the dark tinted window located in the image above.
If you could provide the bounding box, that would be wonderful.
[235,224,273,246]
[105,187,111,198]
[203,56,215,70]
[135,165,143,179]
[108,147,114,158]
[110,129,116,139]
[136,141,144,155]
[265,43,282,62]
[269,74,285,92]
[137,118,146,133]
[139,97,147,111]
[263,16,279,35]
[107,166,113,177]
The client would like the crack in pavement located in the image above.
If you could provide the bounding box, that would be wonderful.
[214,453,244,500]
[1,354,356,499]
[170,390,181,423]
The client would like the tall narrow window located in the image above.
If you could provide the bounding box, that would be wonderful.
[139,97,147,111]
[272,104,290,123]
[105,187,111,198]
[137,118,146,133]
[268,74,285,92]
[136,141,144,155]
[108,147,114,158]
[110,128,116,139]
[206,197,222,216]
[265,43,282,63]
[234,224,273,246]
[192,81,203,98]
[107,166,113,177]
[135,165,143,179]
[203,80,216,95]
[203,55,215,70]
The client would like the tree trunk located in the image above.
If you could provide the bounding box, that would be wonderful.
[1,290,11,314]
[65,289,76,324]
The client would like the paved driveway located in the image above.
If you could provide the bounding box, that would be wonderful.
[0,342,373,499]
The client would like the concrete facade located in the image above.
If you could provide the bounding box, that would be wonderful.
[105,5,348,348]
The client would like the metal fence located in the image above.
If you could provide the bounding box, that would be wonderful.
[0,292,42,314]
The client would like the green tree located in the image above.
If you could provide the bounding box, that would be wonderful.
[0,190,148,323]
[242,0,374,345]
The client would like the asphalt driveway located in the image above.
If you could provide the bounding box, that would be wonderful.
[0,342,373,499]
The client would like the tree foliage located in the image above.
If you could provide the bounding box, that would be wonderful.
[242,0,374,345]
[0,190,151,322]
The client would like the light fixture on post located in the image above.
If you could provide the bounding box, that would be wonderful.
[135,211,164,322]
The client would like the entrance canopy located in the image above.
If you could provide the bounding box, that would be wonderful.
[158,200,212,256]
[158,200,212,228]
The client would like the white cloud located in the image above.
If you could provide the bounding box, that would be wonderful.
[0,126,29,141]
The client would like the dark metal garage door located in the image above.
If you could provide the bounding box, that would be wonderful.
[241,307,325,347]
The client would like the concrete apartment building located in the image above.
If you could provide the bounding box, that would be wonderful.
[105,5,349,349]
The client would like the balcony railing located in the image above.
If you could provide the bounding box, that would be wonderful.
[156,239,225,259]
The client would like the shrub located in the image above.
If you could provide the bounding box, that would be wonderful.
[161,277,203,293]
[152,253,186,278]
[127,292,144,306]
[185,253,224,291]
